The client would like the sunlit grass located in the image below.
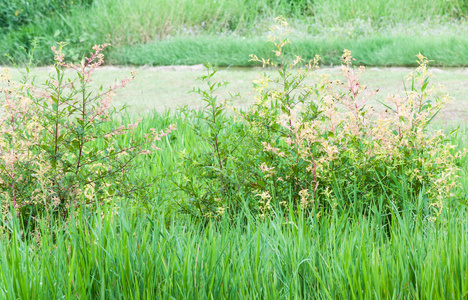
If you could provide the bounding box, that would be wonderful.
[2,187,468,299]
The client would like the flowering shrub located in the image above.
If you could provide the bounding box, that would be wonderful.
[178,16,465,219]
[0,43,175,219]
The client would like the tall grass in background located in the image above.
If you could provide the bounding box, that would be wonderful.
[86,0,468,44]
[313,0,468,24]
[39,0,468,44]
[1,0,467,65]
[110,35,468,67]
[0,0,314,63]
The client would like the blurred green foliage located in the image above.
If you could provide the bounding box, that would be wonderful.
[0,0,467,66]
[0,0,93,32]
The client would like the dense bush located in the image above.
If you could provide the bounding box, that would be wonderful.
[174,17,466,219]
[0,0,96,63]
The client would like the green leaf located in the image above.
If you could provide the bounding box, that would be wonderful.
[421,77,430,92]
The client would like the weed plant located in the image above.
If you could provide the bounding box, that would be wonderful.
[0,44,175,223]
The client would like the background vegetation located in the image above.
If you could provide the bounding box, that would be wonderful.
[1,0,467,66]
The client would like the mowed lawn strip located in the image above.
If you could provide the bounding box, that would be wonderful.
[6,66,467,121]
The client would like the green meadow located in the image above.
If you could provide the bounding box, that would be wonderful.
[0,1,468,299]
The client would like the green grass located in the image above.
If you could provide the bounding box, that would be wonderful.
[1,0,468,66]
[109,34,468,67]
[0,106,466,298]
[1,138,467,299]
[1,1,468,296]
